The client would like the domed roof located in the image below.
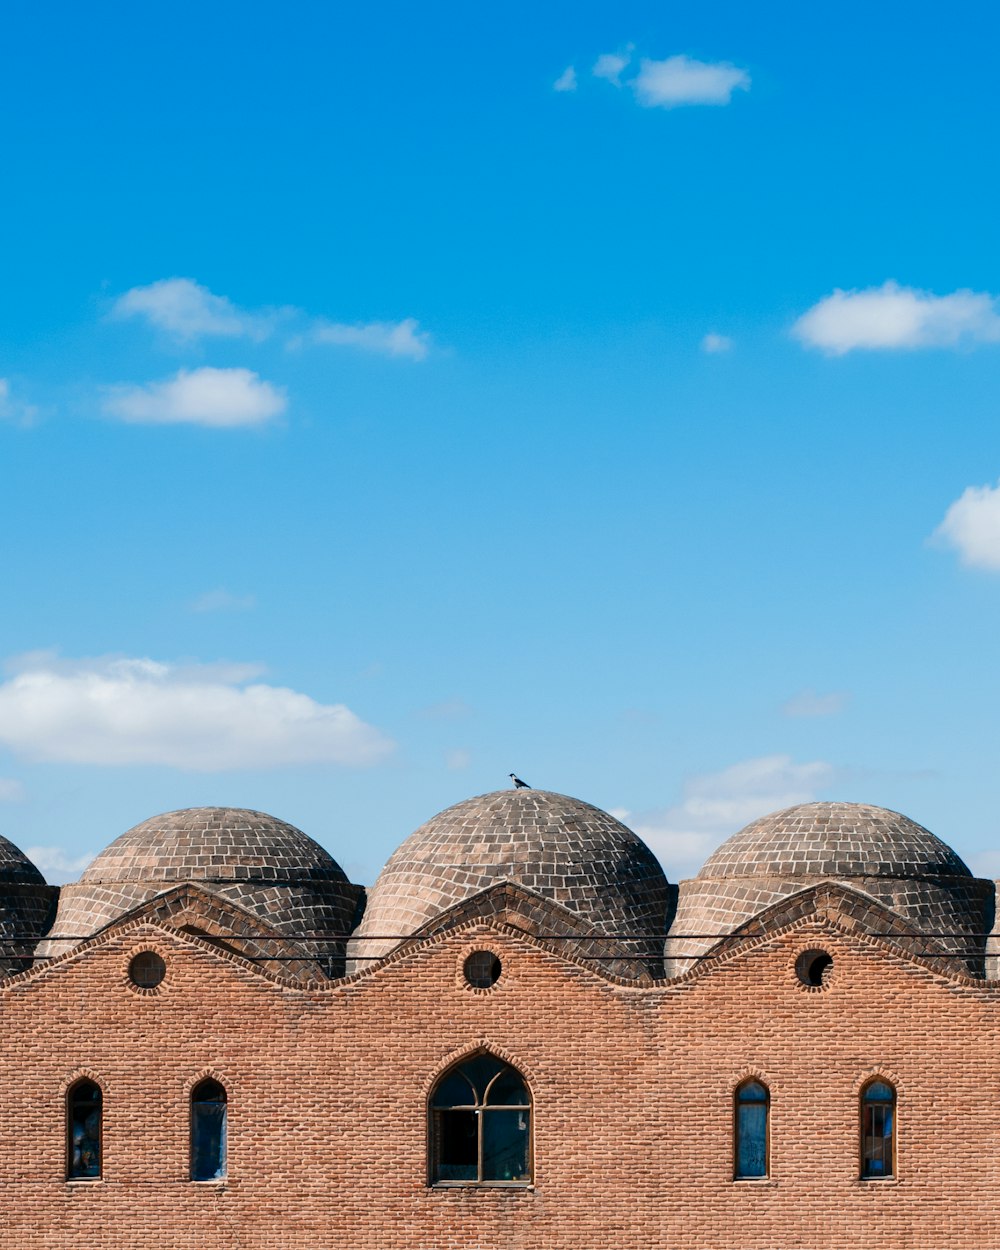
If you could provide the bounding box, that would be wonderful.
[81,807,348,884]
[0,833,45,885]
[698,802,971,881]
[355,788,670,953]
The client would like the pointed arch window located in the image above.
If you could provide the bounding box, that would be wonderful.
[191,1079,227,1181]
[861,1080,895,1178]
[67,1079,102,1180]
[430,1054,531,1185]
[734,1080,769,1179]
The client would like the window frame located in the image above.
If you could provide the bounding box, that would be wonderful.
[428,1055,533,1188]
[732,1079,770,1180]
[189,1077,228,1183]
[66,1078,103,1182]
[859,1078,896,1180]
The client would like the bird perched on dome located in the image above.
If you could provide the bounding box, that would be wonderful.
[509,773,531,789]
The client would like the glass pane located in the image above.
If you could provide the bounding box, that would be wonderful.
[482,1109,531,1182]
[738,1081,767,1103]
[864,1082,894,1103]
[431,1071,477,1108]
[862,1103,894,1177]
[459,1055,506,1101]
[736,1102,767,1178]
[435,1110,478,1181]
[192,1100,227,1181]
[68,1084,101,1180]
[486,1068,530,1106]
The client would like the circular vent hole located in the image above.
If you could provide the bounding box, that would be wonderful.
[129,951,166,989]
[463,950,502,988]
[795,949,833,987]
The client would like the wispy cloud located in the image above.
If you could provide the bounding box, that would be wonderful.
[933,480,1000,570]
[0,652,394,771]
[103,367,286,428]
[781,688,850,718]
[112,277,434,360]
[445,748,471,770]
[112,277,278,341]
[306,318,431,361]
[0,378,40,427]
[553,66,577,92]
[25,845,95,885]
[793,281,1000,354]
[419,698,473,721]
[0,778,25,802]
[700,332,732,354]
[633,55,750,108]
[190,588,257,613]
[593,51,631,85]
[621,754,835,878]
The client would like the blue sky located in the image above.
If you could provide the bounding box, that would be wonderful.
[3,1,1000,885]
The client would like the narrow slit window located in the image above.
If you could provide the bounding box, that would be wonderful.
[430,1054,531,1186]
[67,1079,102,1180]
[734,1080,769,1179]
[191,1078,227,1181]
[861,1080,895,1179]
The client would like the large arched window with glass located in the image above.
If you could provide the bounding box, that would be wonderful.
[67,1079,102,1180]
[191,1079,228,1181]
[860,1080,895,1178]
[429,1054,531,1185]
[734,1080,769,1179]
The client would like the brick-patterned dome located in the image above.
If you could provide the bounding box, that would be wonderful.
[665,801,990,977]
[698,802,972,881]
[352,789,670,968]
[0,833,45,884]
[81,807,349,884]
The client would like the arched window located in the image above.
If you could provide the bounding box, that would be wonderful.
[190,1079,227,1181]
[67,1079,102,1180]
[861,1080,895,1178]
[430,1054,531,1185]
[734,1080,769,1179]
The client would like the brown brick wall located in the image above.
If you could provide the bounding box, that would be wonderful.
[2,915,998,1250]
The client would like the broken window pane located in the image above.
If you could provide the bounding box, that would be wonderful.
[67,1080,101,1180]
[861,1081,895,1178]
[191,1079,227,1181]
[435,1110,478,1181]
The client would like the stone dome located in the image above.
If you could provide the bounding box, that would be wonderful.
[80,807,349,884]
[351,789,671,975]
[38,808,363,975]
[664,801,991,977]
[699,802,972,881]
[0,834,57,977]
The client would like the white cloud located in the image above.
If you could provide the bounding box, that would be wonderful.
[0,378,40,426]
[793,280,1000,355]
[25,845,95,885]
[112,277,276,341]
[0,778,25,801]
[781,689,850,718]
[0,652,394,771]
[593,51,631,85]
[445,748,471,770]
[103,367,286,428]
[700,332,732,354]
[933,480,1000,570]
[632,54,750,108]
[308,318,431,361]
[624,754,834,878]
[553,65,577,92]
[190,588,257,613]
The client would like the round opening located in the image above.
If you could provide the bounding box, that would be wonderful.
[463,950,502,988]
[128,951,166,989]
[795,949,833,987]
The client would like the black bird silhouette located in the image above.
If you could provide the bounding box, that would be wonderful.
[509,773,531,789]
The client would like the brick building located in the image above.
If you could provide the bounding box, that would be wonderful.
[1,788,998,1249]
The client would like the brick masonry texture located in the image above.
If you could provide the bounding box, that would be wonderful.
[3,794,1000,1248]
